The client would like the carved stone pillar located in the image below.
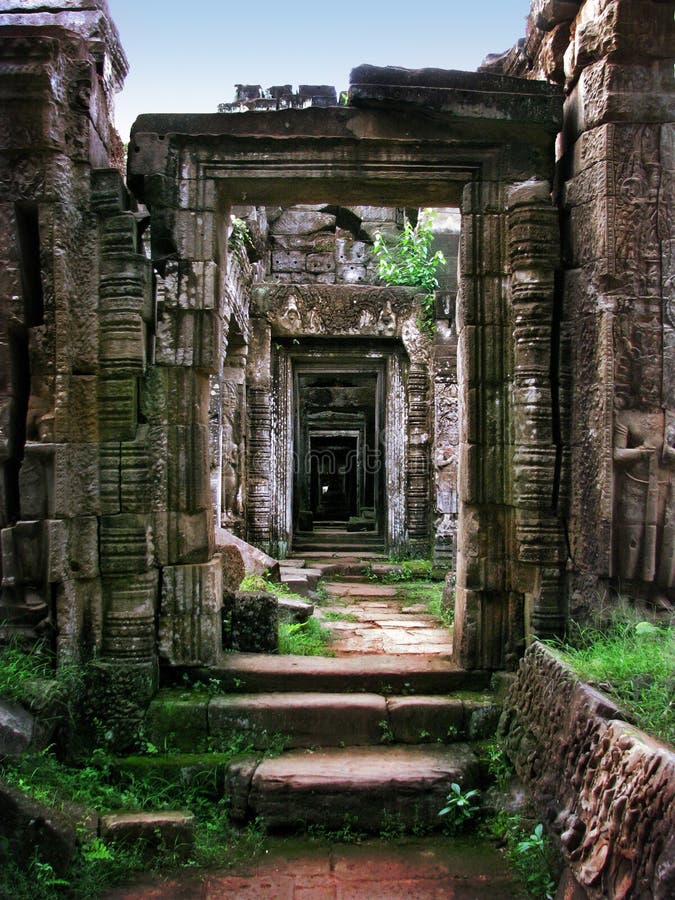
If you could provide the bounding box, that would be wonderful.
[507,179,566,639]
[406,362,431,552]
[246,319,273,552]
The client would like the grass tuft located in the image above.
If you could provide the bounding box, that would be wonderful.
[547,615,674,745]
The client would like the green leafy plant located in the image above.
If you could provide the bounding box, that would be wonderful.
[378,718,395,744]
[438,782,481,833]
[483,811,559,899]
[373,214,445,334]
[484,738,514,790]
[228,216,253,252]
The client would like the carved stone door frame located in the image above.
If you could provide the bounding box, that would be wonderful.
[129,78,565,668]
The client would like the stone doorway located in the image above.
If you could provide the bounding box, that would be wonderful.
[294,364,382,541]
[128,65,565,670]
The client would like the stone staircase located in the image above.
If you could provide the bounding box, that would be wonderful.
[146,651,500,833]
[292,525,385,554]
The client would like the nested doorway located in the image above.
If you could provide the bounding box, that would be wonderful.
[293,365,383,541]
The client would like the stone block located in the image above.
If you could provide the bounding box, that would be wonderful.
[270,209,335,235]
[46,516,99,582]
[98,375,139,442]
[158,558,223,666]
[55,577,103,664]
[226,591,278,653]
[101,213,138,256]
[0,697,34,755]
[306,252,335,274]
[335,238,369,265]
[336,263,367,283]
[209,693,385,749]
[144,695,209,752]
[460,214,508,276]
[387,696,464,743]
[277,597,314,624]
[100,812,195,861]
[1,520,44,586]
[141,367,210,426]
[148,424,210,514]
[101,571,159,661]
[18,443,55,519]
[568,61,674,136]
[0,780,80,877]
[89,659,159,750]
[271,249,305,273]
[173,209,219,260]
[158,259,219,310]
[153,510,212,566]
[155,307,222,372]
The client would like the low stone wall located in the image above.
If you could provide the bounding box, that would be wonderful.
[499,642,674,900]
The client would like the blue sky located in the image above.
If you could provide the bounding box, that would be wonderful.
[107,0,532,140]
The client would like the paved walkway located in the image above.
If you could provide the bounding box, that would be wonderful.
[321,580,454,656]
[104,836,518,899]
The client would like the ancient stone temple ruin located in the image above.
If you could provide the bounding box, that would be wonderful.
[0,0,673,679]
[0,0,672,729]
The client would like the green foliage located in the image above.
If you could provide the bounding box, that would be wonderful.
[278,618,333,656]
[239,572,306,603]
[228,216,253,252]
[483,738,515,790]
[0,741,270,898]
[306,813,365,843]
[438,782,481,834]
[378,718,395,744]
[547,615,674,744]
[484,812,558,899]
[0,636,54,704]
[373,214,446,334]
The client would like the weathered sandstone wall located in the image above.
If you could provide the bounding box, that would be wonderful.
[500,642,674,899]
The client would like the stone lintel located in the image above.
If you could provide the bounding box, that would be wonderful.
[348,65,563,131]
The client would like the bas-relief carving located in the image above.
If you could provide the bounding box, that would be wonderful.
[258,285,421,339]
[612,411,675,592]
[434,381,459,538]
[610,125,662,298]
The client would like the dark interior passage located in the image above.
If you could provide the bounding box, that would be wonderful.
[294,366,382,536]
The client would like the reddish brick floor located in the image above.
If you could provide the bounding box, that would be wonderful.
[104,836,519,899]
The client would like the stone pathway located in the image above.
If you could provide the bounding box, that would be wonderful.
[320,579,454,656]
[105,564,506,899]
[104,836,518,898]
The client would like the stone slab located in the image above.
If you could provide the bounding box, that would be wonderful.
[386,696,465,743]
[209,692,387,748]
[100,811,195,861]
[244,744,480,830]
[277,596,314,624]
[323,582,400,598]
[207,653,491,694]
[0,697,34,755]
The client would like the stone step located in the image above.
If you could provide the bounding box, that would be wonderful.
[145,689,500,752]
[229,744,480,831]
[191,653,491,694]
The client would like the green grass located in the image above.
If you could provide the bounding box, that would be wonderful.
[239,573,306,602]
[278,618,334,656]
[0,636,54,704]
[396,580,454,628]
[548,616,674,745]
